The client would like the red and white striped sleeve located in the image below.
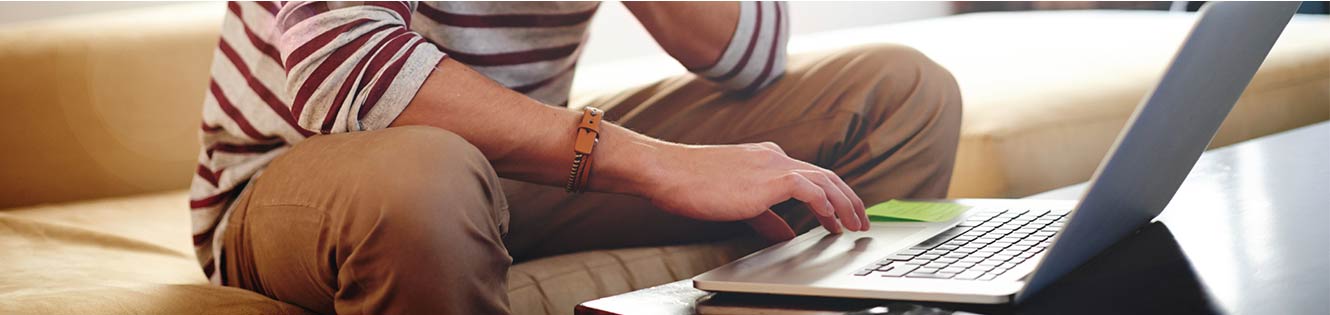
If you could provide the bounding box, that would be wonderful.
[273,1,445,134]
[692,1,789,93]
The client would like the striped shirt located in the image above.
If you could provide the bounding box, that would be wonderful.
[192,1,789,283]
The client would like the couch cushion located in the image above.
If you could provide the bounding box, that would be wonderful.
[507,238,762,315]
[574,11,1330,197]
[0,191,310,315]
[0,190,761,315]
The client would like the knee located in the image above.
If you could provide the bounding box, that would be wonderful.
[837,43,957,84]
[840,44,962,135]
[330,128,513,314]
[349,126,511,248]
[849,44,959,105]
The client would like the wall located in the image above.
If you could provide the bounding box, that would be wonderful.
[582,2,951,63]
[0,1,167,26]
[0,1,950,66]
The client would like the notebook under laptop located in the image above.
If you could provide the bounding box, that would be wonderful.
[692,1,1300,304]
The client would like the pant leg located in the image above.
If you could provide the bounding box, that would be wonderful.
[221,126,513,315]
[503,43,963,260]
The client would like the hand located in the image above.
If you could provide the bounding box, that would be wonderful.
[641,142,869,233]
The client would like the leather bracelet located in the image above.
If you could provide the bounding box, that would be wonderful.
[566,107,603,193]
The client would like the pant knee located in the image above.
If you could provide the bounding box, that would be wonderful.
[821,45,961,197]
[362,126,507,228]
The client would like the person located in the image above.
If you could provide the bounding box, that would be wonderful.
[192,1,960,313]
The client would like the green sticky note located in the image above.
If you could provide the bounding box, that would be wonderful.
[866,200,969,222]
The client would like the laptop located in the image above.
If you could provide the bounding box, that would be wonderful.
[693,2,1301,304]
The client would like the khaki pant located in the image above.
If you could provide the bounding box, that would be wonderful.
[221,44,962,314]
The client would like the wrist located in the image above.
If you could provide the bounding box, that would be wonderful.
[588,126,677,197]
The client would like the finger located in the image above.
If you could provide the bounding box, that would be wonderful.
[824,170,868,231]
[797,170,861,231]
[815,212,843,234]
[758,141,786,155]
[788,173,841,234]
[743,209,797,244]
[785,174,835,219]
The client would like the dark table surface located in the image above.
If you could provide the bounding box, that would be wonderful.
[577,121,1330,315]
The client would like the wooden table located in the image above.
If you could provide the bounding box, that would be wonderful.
[577,121,1330,315]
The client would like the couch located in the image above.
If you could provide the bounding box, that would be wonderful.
[2,3,1325,314]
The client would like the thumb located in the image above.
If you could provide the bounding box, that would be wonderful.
[743,209,797,244]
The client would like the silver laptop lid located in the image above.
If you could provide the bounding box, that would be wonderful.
[1015,2,1300,302]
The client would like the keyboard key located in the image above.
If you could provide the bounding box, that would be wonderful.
[925,250,949,256]
[905,258,930,265]
[999,262,1019,269]
[943,252,968,259]
[883,254,914,261]
[936,245,960,251]
[950,261,977,268]
[955,270,986,280]
[915,267,941,274]
[955,247,978,254]
[906,271,953,279]
[897,249,926,256]
[940,267,968,274]
[991,254,1015,261]
[977,260,1002,267]
[979,274,999,281]
[916,255,940,260]
[970,265,995,272]
[934,258,959,264]
[881,266,913,277]
[854,268,875,276]
[924,262,950,269]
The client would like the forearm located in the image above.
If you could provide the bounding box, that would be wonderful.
[390,58,668,195]
[624,1,739,70]
[627,1,788,92]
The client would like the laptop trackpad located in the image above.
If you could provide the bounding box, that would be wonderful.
[708,225,930,285]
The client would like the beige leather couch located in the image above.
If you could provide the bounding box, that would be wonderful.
[2,4,1325,315]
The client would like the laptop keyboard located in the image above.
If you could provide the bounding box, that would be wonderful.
[852,208,1067,281]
